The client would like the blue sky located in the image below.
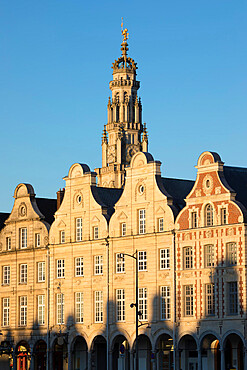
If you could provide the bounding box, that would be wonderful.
[1,1,246,212]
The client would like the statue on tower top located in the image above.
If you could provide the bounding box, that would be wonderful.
[121,18,129,42]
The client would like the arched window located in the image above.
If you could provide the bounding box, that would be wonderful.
[205,204,213,226]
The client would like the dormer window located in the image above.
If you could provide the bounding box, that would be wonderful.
[221,208,227,225]
[20,228,27,249]
[191,212,198,228]
[205,204,213,226]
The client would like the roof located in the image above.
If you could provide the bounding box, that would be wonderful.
[91,186,123,221]
[224,166,247,210]
[161,177,195,209]
[0,213,10,230]
[36,198,57,225]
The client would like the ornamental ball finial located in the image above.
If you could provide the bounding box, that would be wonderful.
[121,17,129,42]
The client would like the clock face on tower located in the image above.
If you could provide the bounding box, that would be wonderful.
[126,144,139,163]
[107,145,116,163]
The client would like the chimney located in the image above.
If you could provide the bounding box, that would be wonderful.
[56,188,65,210]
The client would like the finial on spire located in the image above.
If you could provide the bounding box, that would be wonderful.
[121,17,129,42]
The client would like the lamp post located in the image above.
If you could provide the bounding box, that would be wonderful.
[119,250,139,370]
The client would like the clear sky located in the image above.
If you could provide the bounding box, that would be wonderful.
[1,1,246,212]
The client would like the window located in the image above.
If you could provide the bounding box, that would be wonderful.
[2,266,10,285]
[221,208,227,225]
[35,233,41,247]
[60,230,65,244]
[160,249,170,269]
[75,257,84,277]
[161,286,171,320]
[205,284,215,316]
[184,285,193,316]
[95,291,103,322]
[183,247,193,269]
[116,253,125,273]
[116,289,125,322]
[93,226,99,240]
[204,245,214,268]
[19,296,27,326]
[138,209,146,234]
[205,204,213,226]
[227,242,237,266]
[229,282,238,315]
[158,218,164,232]
[76,218,82,242]
[94,255,103,275]
[37,262,45,282]
[121,222,126,236]
[138,251,147,271]
[2,298,9,327]
[138,288,147,321]
[6,237,11,251]
[20,264,27,284]
[75,292,83,323]
[57,293,64,324]
[20,228,27,249]
[38,295,45,325]
[191,212,197,228]
[57,259,65,278]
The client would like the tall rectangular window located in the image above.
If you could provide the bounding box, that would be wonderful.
[121,222,126,236]
[19,296,27,326]
[95,291,103,323]
[229,282,238,315]
[2,266,10,285]
[227,242,237,266]
[116,289,125,322]
[37,262,45,282]
[184,247,193,269]
[2,298,9,327]
[76,218,82,242]
[20,228,27,249]
[75,257,84,277]
[60,230,65,244]
[205,284,215,316]
[184,285,193,316]
[35,233,41,247]
[93,226,99,240]
[57,293,64,324]
[20,264,27,284]
[138,209,146,234]
[94,255,103,275]
[75,292,83,323]
[138,251,147,271]
[204,245,214,268]
[221,208,227,225]
[191,212,197,228]
[57,259,65,278]
[138,288,147,321]
[38,295,45,325]
[158,218,164,232]
[6,237,11,251]
[160,249,170,269]
[116,253,125,273]
[161,286,171,320]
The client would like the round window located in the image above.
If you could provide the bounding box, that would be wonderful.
[77,195,82,204]
[206,179,210,188]
[20,206,26,216]
[139,185,144,194]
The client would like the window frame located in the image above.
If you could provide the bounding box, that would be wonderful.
[120,222,126,237]
[138,251,147,271]
[116,288,125,322]
[228,282,238,315]
[184,285,193,317]
[56,259,65,278]
[93,226,99,240]
[95,291,103,323]
[75,292,84,323]
[2,266,10,285]
[2,297,9,327]
[35,233,41,247]
[205,283,215,316]
[183,247,193,269]
[138,209,146,234]
[116,253,125,273]
[191,211,198,228]
[60,230,65,244]
[75,218,82,242]
[160,248,170,270]
[221,207,227,225]
[20,228,27,249]
[158,218,164,232]
[75,257,84,277]
[94,255,103,275]
[19,296,27,326]
[138,287,147,321]
[205,204,213,226]
[37,262,45,282]
[160,286,171,320]
[227,242,237,266]
[204,244,214,268]
[37,294,45,325]
[57,293,64,324]
[6,237,11,251]
[19,264,27,284]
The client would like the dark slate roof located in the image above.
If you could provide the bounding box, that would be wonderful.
[161,177,195,209]
[224,166,247,210]
[36,198,57,225]
[0,213,10,230]
[91,186,123,221]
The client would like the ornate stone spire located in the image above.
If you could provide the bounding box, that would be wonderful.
[95,22,148,188]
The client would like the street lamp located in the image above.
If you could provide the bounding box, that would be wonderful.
[119,251,140,370]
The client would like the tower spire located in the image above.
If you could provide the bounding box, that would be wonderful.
[95,24,148,188]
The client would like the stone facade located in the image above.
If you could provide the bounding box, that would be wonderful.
[0,31,246,370]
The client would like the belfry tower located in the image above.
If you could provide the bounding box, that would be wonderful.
[95,24,148,188]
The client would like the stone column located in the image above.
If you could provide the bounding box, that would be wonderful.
[197,348,202,370]
[88,350,92,370]
[220,348,225,370]
[130,351,134,370]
